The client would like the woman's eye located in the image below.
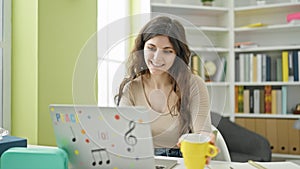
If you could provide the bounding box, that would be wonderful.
[164,50,174,54]
[147,46,155,51]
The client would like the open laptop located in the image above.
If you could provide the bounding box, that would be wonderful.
[49,104,177,169]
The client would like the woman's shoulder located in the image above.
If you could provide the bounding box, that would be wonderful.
[190,74,205,85]
[124,76,143,89]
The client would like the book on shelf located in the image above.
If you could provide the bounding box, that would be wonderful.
[234,85,288,115]
[235,86,239,113]
[191,51,202,77]
[243,89,250,114]
[293,50,299,81]
[264,85,272,114]
[238,86,244,113]
[235,50,300,83]
[288,51,294,82]
[281,86,287,115]
[191,52,227,83]
[276,57,282,82]
[254,89,260,114]
[234,41,259,49]
[240,22,268,28]
[282,51,289,82]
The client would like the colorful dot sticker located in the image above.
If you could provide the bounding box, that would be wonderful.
[98,116,103,121]
[111,144,115,148]
[50,107,54,112]
[81,129,86,135]
[74,150,79,155]
[114,114,120,120]
[113,167,118,169]
[138,119,143,123]
[85,139,90,143]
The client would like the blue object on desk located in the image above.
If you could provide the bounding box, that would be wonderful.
[1,147,68,169]
[0,135,27,157]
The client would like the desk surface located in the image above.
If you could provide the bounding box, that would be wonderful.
[155,156,300,169]
[29,145,300,169]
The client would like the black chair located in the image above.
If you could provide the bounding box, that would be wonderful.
[211,112,272,162]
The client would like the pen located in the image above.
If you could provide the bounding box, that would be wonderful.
[248,160,267,169]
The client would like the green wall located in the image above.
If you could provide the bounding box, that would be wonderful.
[12,0,97,145]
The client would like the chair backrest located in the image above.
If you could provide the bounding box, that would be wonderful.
[211,125,231,162]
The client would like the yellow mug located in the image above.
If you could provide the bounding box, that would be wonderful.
[179,133,218,169]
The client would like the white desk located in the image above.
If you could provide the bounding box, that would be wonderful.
[29,145,300,169]
[155,156,300,169]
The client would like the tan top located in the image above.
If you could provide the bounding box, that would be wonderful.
[119,74,212,148]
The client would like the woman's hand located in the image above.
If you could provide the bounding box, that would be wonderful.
[177,132,219,165]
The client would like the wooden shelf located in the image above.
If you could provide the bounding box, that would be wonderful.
[235,82,300,86]
[234,2,300,12]
[235,113,300,119]
[234,45,300,52]
[151,3,228,16]
[235,24,300,33]
[192,47,229,53]
[186,26,229,32]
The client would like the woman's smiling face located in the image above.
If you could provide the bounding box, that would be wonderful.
[143,35,177,75]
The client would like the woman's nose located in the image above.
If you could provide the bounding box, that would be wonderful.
[153,49,162,60]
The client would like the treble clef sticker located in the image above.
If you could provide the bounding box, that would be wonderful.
[124,120,137,152]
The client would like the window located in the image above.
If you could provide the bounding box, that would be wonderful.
[97,0,129,106]
[0,0,11,130]
[97,1,151,106]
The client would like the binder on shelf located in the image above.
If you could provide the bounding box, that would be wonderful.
[282,51,289,82]
[255,118,266,137]
[288,119,300,154]
[245,118,256,133]
[277,119,289,154]
[235,118,246,127]
[266,119,278,153]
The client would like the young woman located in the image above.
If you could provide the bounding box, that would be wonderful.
[115,16,213,157]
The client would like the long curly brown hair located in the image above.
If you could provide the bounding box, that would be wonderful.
[115,16,193,135]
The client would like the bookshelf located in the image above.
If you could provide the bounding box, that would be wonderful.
[151,0,234,116]
[150,0,300,157]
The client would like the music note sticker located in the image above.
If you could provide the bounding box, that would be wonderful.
[124,121,137,152]
[70,126,76,142]
[91,148,110,166]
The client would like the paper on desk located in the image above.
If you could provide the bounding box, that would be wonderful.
[207,161,300,169]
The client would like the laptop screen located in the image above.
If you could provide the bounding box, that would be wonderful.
[50,104,156,169]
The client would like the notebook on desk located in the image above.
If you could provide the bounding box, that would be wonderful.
[49,104,177,169]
